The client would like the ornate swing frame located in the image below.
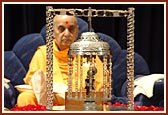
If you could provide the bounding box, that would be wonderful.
[45,6,135,111]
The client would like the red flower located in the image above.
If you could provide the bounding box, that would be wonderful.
[10,104,46,111]
[109,103,164,111]
[10,103,164,111]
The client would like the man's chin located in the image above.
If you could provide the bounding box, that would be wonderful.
[64,42,72,46]
[62,44,71,50]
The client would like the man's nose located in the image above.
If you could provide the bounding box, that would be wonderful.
[64,29,70,36]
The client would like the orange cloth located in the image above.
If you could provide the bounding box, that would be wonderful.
[24,40,104,91]
[17,40,104,106]
[24,40,69,84]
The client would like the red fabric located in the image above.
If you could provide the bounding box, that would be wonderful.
[110,102,164,111]
[10,103,164,111]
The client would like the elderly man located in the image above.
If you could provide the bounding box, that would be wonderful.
[17,15,104,107]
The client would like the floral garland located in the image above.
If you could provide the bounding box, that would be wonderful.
[10,103,164,111]
[109,103,164,111]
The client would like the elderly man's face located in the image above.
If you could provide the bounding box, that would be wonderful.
[53,15,78,51]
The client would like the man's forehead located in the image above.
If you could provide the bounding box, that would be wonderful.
[56,21,76,27]
[54,15,76,22]
[65,21,69,25]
